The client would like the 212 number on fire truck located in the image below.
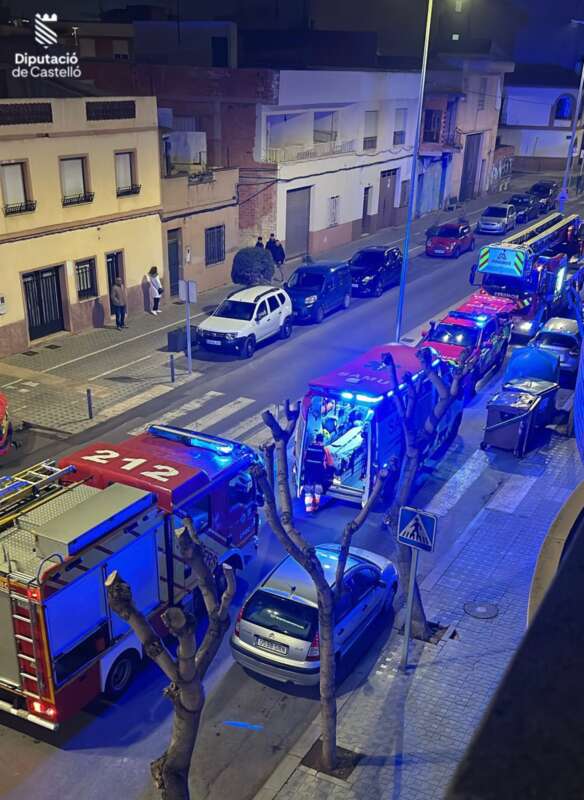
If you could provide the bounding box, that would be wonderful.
[81,449,179,482]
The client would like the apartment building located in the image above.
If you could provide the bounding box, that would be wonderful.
[0,96,164,357]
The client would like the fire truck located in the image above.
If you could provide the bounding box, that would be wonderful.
[469,212,581,341]
[0,393,13,456]
[0,426,259,730]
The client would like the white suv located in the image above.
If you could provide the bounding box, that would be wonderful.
[197,285,293,358]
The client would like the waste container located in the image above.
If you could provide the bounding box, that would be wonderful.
[481,379,559,457]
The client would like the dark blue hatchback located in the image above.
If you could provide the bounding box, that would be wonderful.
[285,262,352,323]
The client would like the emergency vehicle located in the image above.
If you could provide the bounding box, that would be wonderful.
[0,426,259,729]
[421,309,511,396]
[469,212,581,341]
[294,343,464,506]
[0,393,13,456]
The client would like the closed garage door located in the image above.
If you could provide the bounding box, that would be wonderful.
[285,187,311,258]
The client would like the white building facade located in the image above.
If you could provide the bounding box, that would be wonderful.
[254,69,420,257]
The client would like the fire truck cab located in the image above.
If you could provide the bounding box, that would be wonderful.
[0,426,259,730]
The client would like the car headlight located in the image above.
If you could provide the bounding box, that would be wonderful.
[361,275,374,283]
[517,321,534,332]
[305,295,318,305]
[224,333,237,341]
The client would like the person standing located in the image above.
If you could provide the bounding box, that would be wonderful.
[255,236,264,248]
[265,233,277,258]
[110,276,127,330]
[302,432,334,513]
[273,239,286,279]
[148,266,163,314]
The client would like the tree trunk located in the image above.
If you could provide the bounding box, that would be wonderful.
[318,589,337,771]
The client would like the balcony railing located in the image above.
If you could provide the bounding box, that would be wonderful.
[4,199,36,215]
[265,139,356,163]
[62,191,94,207]
[116,183,141,197]
[363,136,378,151]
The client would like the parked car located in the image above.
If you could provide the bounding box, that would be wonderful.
[529,181,559,213]
[476,204,517,234]
[530,317,581,379]
[508,193,539,223]
[285,262,352,323]
[231,543,398,685]
[348,246,402,295]
[196,285,293,358]
[425,222,475,258]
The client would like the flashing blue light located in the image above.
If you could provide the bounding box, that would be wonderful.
[432,359,441,367]
[476,314,488,323]
[386,390,394,398]
[399,382,407,391]
[355,393,383,404]
[148,424,235,455]
[341,391,354,400]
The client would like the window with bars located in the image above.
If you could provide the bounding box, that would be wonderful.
[86,100,136,121]
[205,225,226,266]
[115,151,140,196]
[1,162,36,215]
[394,108,407,146]
[75,258,98,300]
[478,77,488,111]
[0,103,52,126]
[328,195,340,227]
[60,157,93,205]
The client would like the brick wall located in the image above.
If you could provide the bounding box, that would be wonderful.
[238,167,278,244]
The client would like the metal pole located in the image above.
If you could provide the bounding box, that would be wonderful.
[400,547,419,672]
[185,295,192,375]
[560,55,584,211]
[395,0,434,341]
[169,353,176,383]
[86,388,94,420]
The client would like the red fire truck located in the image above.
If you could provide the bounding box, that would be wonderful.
[0,426,259,729]
[469,212,580,341]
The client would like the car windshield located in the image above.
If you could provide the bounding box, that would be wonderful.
[433,225,460,237]
[350,251,383,267]
[428,324,479,349]
[535,332,578,350]
[288,270,324,290]
[243,590,317,641]
[531,184,551,196]
[484,207,507,218]
[214,299,255,320]
[511,196,529,206]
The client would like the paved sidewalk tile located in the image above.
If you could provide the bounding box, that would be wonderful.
[264,431,584,800]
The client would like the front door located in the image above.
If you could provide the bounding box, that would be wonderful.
[378,169,397,228]
[106,251,124,314]
[362,186,371,233]
[285,187,311,258]
[460,133,482,201]
[22,266,64,340]
[167,229,181,297]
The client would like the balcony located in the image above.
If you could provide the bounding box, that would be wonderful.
[62,192,95,207]
[265,139,356,164]
[363,136,378,151]
[3,199,36,215]
[188,171,214,185]
[116,183,141,197]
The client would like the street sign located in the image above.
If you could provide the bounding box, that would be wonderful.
[398,506,437,553]
[179,279,197,303]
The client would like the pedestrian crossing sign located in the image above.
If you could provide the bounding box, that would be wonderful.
[397,506,437,553]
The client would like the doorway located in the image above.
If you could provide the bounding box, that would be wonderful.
[167,229,182,297]
[285,187,311,258]
[460,133,482,201]
[106,251,124,314]
[362,186,371,233]
[378,169,397,228]
[22,266,64,340]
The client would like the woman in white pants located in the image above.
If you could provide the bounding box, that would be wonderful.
[148,266,163,314]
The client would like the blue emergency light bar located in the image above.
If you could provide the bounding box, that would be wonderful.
[355,393,383,404]
[148,424,235,455]
[341,391,354,400]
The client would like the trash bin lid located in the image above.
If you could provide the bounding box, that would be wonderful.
[503,377,559,396]
[503,346,560,384]
[488,389,538,412]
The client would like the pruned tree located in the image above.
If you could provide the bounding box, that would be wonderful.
[382,346,468,640]
[231,246,275,286]
[105,518,236,800]
[252,400,386,772]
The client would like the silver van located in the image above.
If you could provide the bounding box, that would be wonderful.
[477,204,517,235]
[231,544,397,685]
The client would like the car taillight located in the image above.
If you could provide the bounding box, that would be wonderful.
[234,607,243,637]
[306,631,320,661]
[27,698,57,721]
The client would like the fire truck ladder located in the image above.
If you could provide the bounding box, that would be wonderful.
[504,213,580,256]
[0,460,76,531]
[8,573,45,699]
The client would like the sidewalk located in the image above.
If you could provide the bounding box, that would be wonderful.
[253,433,583,800]
[0,171,552,435]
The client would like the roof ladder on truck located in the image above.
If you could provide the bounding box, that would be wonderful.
[0,460,76,530]
[8,576,46,701]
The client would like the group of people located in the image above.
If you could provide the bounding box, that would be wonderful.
[109,266,163,331]
[256,232,286,271]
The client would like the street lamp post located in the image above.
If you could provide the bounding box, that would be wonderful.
[560,23,584,211]
[394,0,435,341]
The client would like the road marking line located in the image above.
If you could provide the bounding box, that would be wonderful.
[425,450,490,517]
[222,414,268,443]
[96,384,173,419]
[89,354,153,381]
[127,389,224,436]
[41,312,205,373]
[181,396,255,432]
[486,475,537,513]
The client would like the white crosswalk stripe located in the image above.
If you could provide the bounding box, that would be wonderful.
[127,390,223,436]
[181,396,255,432]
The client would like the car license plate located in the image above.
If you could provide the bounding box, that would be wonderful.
[256,636,288,655]
[434,249,444,254]
[206,339,221,346]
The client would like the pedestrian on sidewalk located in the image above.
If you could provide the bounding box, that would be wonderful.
[148,266,163,315]
[265,232,277,258]
[110,277,127,330]
[273,239,286,280]
[255,236,264,248]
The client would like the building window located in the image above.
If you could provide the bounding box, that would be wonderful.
[115,151,140,196]
[328,195,340,227]
[75,258,98,300]
[423,109,442,143]
[1,162,36,215]
[60,157,93,205]
[314,111,338,144]
[394,108,407,146]
[205,225,226,266]
[0,102,52,126]
[555,95,575,121]
[477,77,488,111]
[112,39,130,60]
[79,37,96,58]
[454,0,463,9]
[363,110,378,150]
[452,33,460,41]
[85,100,136,121]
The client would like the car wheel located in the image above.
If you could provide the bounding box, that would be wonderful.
[342,292,351,309]
[373,281,383,297]
[240,335,255,359]
[105,650,140,699]
[314,305,325,324]
[279,316,292,339]
[452,246,461,259]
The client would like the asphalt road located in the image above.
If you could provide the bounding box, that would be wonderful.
[0,201,580,800]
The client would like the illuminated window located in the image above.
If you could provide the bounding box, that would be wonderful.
[455,0,463,10]
[452,33,460,41]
